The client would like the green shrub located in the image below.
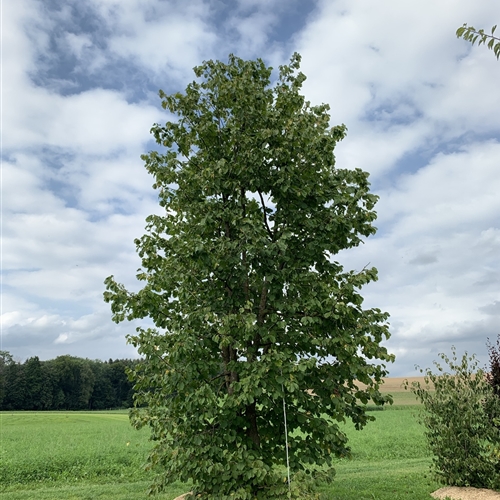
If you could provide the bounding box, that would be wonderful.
[406,347,500,489]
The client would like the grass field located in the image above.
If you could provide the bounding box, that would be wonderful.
[0,379,438,499]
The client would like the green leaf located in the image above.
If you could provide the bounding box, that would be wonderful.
[456,22,500,60]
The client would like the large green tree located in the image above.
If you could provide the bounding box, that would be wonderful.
[50,356,95,410]
[104,53,394,499]
[24,356,52,410]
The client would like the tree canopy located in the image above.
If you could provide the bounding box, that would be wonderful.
[104,53,394,499]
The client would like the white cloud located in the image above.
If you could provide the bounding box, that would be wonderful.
[477,228,500,251]
[4,0,500,377]
[293,1,500,375]
[5,86,160,154]
[296,0,500,181]
[88,0,217,79]
[64,32,94,59]
[334,120,430,177]
[336,142,500,375]
[379,142,500,232]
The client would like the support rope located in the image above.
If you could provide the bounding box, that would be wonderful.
[281,371,291,495]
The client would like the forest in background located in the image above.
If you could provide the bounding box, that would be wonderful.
[0,351,140,411]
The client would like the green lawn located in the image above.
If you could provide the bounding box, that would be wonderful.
[325,402,438,499]
[0,392,438,499]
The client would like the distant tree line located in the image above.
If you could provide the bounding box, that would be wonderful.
[0,351,141,410]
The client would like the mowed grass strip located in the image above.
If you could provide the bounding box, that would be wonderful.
[0,380,437,499]
[0,481,186,500]
[326,401,438,500]
[321,381,438,500]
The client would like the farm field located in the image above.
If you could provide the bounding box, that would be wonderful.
[0,379,438,499]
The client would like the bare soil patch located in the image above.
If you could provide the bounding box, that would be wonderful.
[432,487,500,500]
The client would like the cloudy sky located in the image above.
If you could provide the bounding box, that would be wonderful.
[2,0,500,377]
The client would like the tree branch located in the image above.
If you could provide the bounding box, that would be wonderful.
[456,24,500,60]
[257,190,274,240]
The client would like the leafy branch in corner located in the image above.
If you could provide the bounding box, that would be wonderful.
[456,24,500,60]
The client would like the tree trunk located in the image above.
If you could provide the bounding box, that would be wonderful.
[245,401,260,448]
